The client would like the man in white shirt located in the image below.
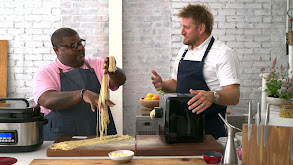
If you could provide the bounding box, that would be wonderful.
[151,4,240,139]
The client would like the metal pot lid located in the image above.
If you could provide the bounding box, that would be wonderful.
[0,113,45,123]
[0,98,40,118]
[0,107,35,114]
[0,98,29,107]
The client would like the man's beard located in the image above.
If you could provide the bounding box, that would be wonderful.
[183,38,195,46]
[183,35,198,47]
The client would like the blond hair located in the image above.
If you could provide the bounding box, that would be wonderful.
[177,4,214,35]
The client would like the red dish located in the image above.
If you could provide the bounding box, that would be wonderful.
[0,157,17,165]
[202,151,222,164]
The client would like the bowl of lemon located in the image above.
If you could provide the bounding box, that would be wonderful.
[108,150,134,163]
[139,93,160,109]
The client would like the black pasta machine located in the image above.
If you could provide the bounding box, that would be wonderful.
[152,93,205,144]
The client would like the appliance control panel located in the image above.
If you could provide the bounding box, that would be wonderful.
[0,130,17,144]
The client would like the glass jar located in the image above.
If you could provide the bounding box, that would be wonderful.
[279,104,293,118]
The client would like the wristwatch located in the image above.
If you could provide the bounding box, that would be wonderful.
[80,89,86,101]
[213,91,219,102]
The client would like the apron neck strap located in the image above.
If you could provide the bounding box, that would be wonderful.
[84,61,94,72]
[180,49,189,61]
[180,36,215,61]
[58,68,64,77]
[58,60,94,77]
[202,36,215,61]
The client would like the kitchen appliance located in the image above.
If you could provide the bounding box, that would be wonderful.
[136,116,159,135]
[153,93,205,144]
[0,98,47,152]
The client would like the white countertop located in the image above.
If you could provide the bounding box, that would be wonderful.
[1,141,243,165]
[0,141,207,165]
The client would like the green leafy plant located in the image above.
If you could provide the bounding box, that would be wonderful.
[158,90,165,95]
[260,57,293,100]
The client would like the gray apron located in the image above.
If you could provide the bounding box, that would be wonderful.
[43,63,117,141]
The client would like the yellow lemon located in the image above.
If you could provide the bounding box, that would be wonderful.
[145,97,152,100]
[146,93,153,98]
[151,97,156,100]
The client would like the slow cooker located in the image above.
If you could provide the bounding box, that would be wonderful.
[0,98,47,152]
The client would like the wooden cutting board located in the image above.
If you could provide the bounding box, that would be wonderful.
[242,124,293,165]
[47,135,223,157]
[136,135,224,156]
[30,158,207,165]
[0,40,8,99]
[47,136,136,157]
[0,103,9,107]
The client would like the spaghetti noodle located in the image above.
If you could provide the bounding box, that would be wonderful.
[49,134,131,151]
[97,56,117,138]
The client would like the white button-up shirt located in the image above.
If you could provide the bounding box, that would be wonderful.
[172,35,240,91]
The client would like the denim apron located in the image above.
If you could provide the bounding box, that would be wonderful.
[43,63,117,141]
[176,37,227,139]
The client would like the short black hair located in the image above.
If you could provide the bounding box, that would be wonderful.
[51,28,78,47]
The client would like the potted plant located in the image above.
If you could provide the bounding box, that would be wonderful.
[260,57,293,105]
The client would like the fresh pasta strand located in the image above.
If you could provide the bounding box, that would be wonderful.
[49,134,132,151]
[150,109,155,119]
[108,56,117,73]
[97,56,117,139]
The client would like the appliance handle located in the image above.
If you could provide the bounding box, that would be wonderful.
[0,98,30,107]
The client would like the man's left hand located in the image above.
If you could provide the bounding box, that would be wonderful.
[187,89,215,114]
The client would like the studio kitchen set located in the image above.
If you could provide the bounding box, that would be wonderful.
[0,90,291,165]
[1,5,293,165]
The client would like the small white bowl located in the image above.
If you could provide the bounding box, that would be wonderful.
[235,132,242,145]
[218,137,239,148]
[108,150,134,163]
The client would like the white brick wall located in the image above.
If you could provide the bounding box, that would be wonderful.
[0,0,109,99]
[0,0,290,135]
[60,0,109,57]
[0,0,61,98]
